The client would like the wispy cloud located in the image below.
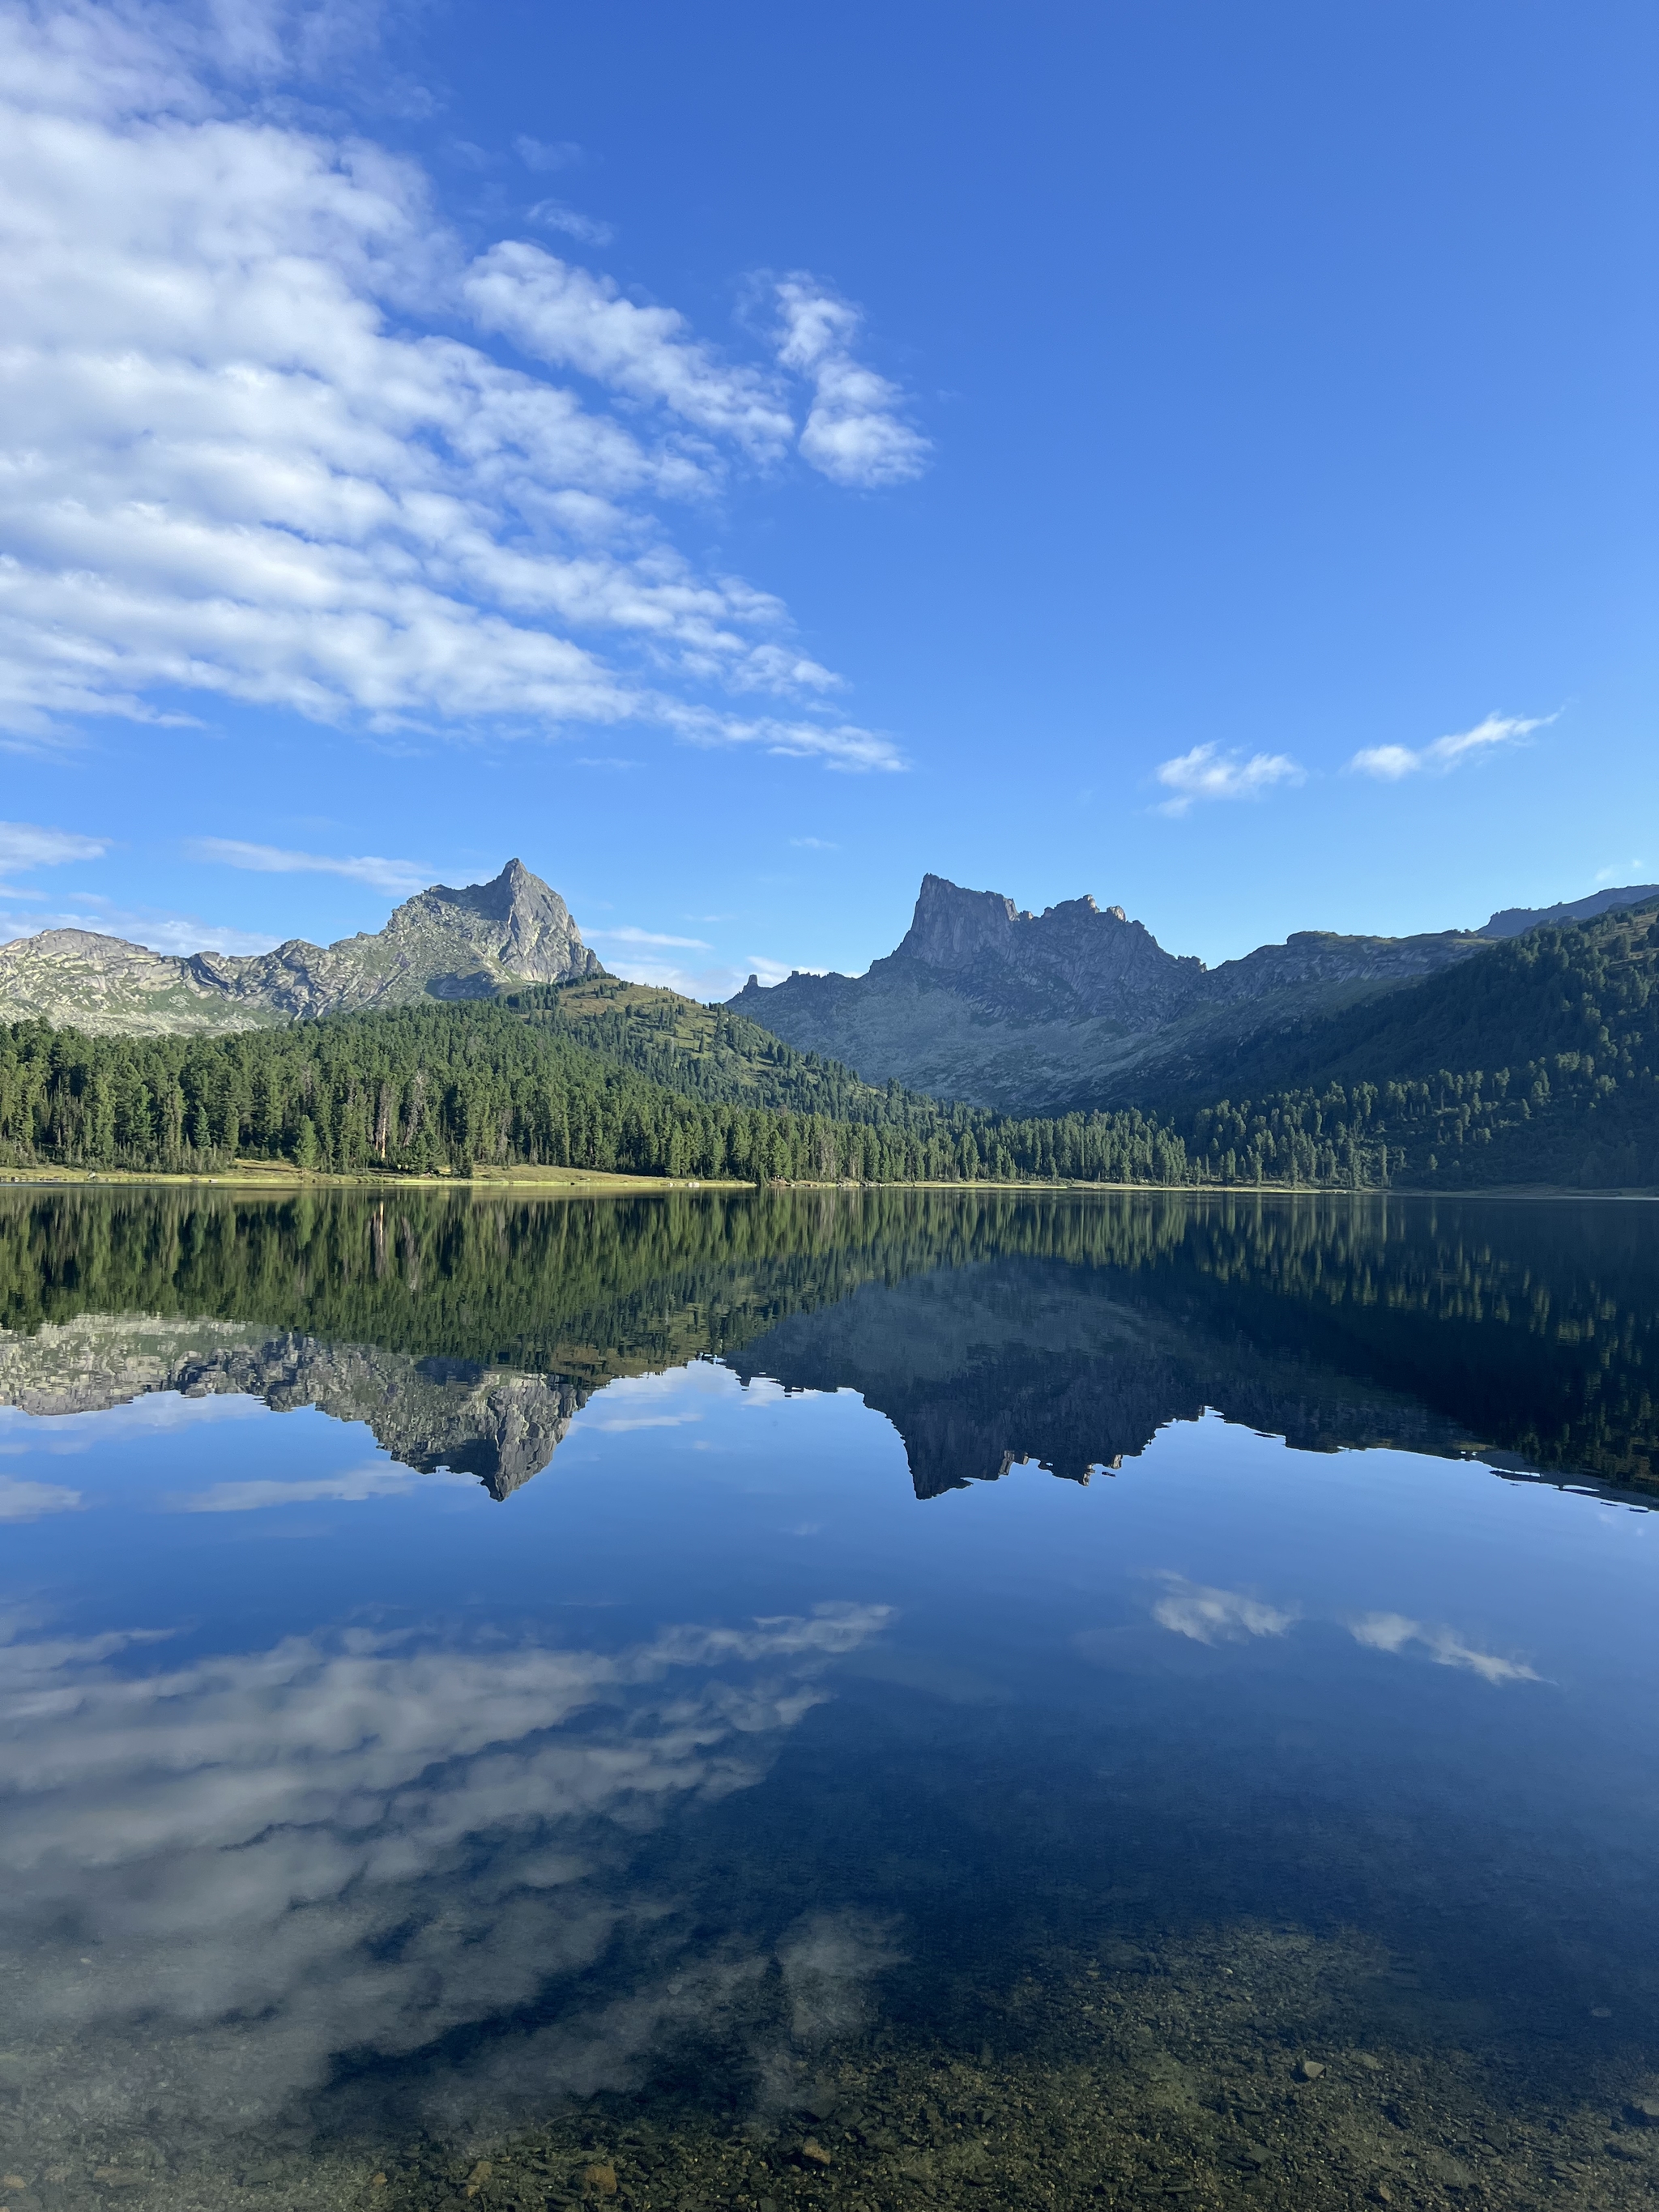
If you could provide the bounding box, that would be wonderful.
[0,1475,82,1522]
[527,198,615,248]
[189,841,433,897]
[1348,711,1553,782]
[1154,744,1305,816]
[0,821,108,869]
[1350,1612,1540,1685]
[789,836,838,850]
[514,134,582,173]
[774,275,932,488]
[176,1464,474,1512]
[0,898,276,956]
[583,925,712,949]
[1151,1575,1299,1644]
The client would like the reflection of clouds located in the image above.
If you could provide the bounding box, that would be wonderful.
[1350,1612,1541,1685]
[173,1464,476,1512]
[0,1473,81,1519]
[1151,1575,1298,1645]
[0,1603,891,2142]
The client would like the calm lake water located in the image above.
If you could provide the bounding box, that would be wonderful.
[0,1186,1657,2212]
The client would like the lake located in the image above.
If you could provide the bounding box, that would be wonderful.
[0,1185,1657,2212]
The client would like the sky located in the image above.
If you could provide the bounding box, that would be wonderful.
[0,0,1653,999]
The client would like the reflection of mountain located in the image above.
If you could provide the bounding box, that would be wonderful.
[729,1259,1479,1499]
[0,1315,588,1498]
[0,1184,1656,1498]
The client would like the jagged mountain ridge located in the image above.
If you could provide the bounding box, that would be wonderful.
[0,859,602,1035]
[727,872,1518,1114]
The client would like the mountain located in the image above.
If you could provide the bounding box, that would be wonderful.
[727,872,1499,1113]
[1482,884,1659,938]
[0,859,601,1035]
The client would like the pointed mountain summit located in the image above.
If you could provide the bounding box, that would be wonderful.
[0,859,602,1034]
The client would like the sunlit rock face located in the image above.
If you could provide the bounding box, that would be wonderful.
[0,859,602,1035]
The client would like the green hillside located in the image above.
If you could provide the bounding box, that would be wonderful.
[0,995,1185,1187]
[1162,901,1659,1189]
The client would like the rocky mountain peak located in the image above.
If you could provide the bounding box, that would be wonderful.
[0,859,600,1034]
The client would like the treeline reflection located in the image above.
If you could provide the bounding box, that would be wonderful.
[0,1185,1653,1496]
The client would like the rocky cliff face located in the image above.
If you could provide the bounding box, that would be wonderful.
[0,859,602,1035]
[728,873,1497,1112]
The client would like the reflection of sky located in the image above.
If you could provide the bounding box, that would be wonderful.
[2,1370,1659,2150]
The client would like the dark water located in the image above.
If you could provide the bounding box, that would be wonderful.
[1,1186,1657,2212]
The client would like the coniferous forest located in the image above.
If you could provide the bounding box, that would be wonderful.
[0,902,1655,1191]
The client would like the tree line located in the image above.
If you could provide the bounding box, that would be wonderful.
[2,902,1656,1191]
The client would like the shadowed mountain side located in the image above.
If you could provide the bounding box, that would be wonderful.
[0,1313,590,1498]
[727,1259,1480,1499]
[728,873,1499,1113]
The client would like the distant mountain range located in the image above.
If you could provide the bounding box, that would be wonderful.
[0,859,600,1034]
[727,874,1659,1113]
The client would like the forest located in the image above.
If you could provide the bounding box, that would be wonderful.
[0,901,1654,1191]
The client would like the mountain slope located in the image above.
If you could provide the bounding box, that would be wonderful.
[727,872,1497,1111]
[1167,899,1659,1190]
[0,859,600,1034]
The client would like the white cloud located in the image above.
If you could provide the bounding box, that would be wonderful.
[789,835,838,850]
[0,2,912,772]
[774,275,932,488]
[1350,1611,1540,1685]
[583,924,713,949]
[514,134,582,173]
[0,820,109,868]
[0,1474,83,1520]
[527,199,616,249]
[1154,744,1306,816]
[175,1463,475,1511]
[1348,711,1553,782]
[189,837,433,897]
[0,896,278,954]
[467,241,796,454]
[1151,1575,1299,1644]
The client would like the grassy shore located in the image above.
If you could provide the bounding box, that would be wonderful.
[0,1161,1653,1200]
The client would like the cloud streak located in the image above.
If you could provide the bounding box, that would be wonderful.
[1154,743,1305,816]
[190,839,433,897]
[0,820,109,869]
[1350,1612,1540,1685]
[1151,1575,1299,1644]
[1348,711,1552,782]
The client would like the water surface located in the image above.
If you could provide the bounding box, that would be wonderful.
[0,1187,1656,2212]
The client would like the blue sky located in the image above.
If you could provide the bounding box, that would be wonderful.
[0,0,1653,996]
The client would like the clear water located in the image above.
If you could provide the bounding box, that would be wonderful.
[0,1186,1657,2212]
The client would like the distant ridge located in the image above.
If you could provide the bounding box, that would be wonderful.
[0,859,602,1035]
[1482,884,1659,939]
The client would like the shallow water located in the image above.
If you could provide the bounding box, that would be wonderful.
[0,1186,1657,2211]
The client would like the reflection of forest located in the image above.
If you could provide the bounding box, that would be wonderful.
[0,1186,1654,1497]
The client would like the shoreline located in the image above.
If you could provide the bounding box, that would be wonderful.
[0,1163,1654,1201]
